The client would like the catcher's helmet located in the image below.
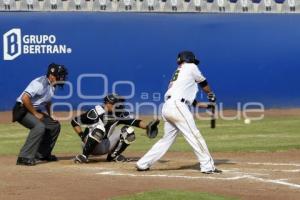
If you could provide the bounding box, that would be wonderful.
[103,93,125,104]
[177,51,200,65]
[47,63,68,85]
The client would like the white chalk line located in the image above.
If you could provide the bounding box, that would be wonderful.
[246,176,300,189]
[88,161,300,190]
[246,162,300,167]
[96,170,300,190]
[281,169,300,172]
[222,169,269,176]
[225,167,300,174]
[97,171,248,180]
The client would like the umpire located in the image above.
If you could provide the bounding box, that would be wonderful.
[12,63,68,166]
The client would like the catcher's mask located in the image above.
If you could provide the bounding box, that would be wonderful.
[47,63,68,87]
[104,93,125,108]
[177,51,200,65]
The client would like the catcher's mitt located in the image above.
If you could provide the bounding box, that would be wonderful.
[146,119,160,139]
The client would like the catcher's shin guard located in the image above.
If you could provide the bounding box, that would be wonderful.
[83,128,105,157]
[107,140,129,162]
[107,126,135,162]
[83,137,99,157]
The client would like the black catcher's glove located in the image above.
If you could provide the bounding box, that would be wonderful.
[207,92,216,102]
[146,119,160,139]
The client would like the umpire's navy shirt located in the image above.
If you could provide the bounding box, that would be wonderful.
[17,76,55,109]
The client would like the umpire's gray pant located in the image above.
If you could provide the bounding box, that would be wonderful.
[18,112,60,159]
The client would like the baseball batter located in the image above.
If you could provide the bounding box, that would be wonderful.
[136,51,222,174]
[71,94,160,163]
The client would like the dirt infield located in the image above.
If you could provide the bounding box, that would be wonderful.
[1,151,300,200]
[1,109,299,199]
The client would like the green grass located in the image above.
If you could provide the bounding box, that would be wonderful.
[111,190,237,200]
[0,116,300,155]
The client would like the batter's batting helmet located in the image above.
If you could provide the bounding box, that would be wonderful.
[47,63,68,87]
[177,51,200,65]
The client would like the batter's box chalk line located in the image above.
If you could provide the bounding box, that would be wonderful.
[96,170,300,190]
[246,162,300,167]
[222,169,270,176]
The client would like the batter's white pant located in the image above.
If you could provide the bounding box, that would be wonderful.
[136,99,216,172]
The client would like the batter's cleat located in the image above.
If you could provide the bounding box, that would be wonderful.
[36,155,58,162]
[16,157,36,166]
[202,168,222,174]
[74,154,88,164]
[136,166,150,172]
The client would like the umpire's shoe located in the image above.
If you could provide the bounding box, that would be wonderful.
[16,157,36,166]
[74,154,88,164]
[36,155,58,162]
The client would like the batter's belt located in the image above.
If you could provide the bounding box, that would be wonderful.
[166,96,191,105]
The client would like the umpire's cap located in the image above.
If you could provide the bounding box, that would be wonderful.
[47,63,68,82]
[177,51,200,65]
[103,93,125,104]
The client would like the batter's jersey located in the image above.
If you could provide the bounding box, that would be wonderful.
[164,63,206,103]
[16,76,55,109]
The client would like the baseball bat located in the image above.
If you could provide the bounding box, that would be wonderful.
[210,104,216,129]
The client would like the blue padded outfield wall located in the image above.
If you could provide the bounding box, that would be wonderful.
[0,12,300,111]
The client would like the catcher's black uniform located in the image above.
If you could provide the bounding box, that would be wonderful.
[71,105,142,162]
[71,92,160,163]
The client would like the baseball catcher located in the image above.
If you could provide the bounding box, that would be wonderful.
[71,93,160,163]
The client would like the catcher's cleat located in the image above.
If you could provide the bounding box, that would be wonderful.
[107,154,128,162]
[136,166,150,172]
[74,154,88,164]
[202,168,222,174]
[114,155,128,162]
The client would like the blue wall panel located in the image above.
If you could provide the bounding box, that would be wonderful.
[0,13,300,111]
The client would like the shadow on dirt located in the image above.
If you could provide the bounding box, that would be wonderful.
[155,159,234,171]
